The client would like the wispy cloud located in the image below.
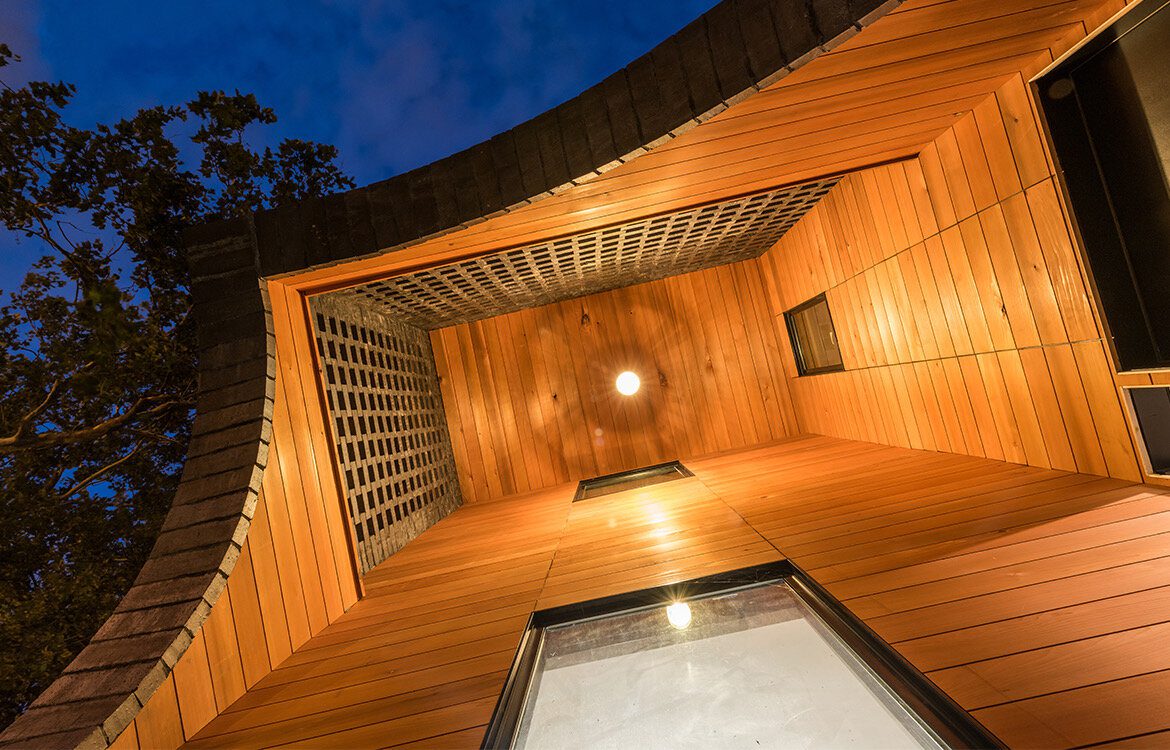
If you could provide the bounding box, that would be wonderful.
[2,1,52,86]
[21,0,717,184]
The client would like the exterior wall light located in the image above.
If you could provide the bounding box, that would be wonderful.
[615,370,641,396]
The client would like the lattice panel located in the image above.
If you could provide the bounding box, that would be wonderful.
[311,294,462,574]
[349,178,838,328]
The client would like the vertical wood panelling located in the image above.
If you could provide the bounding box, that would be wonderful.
[122,282,364,748]
[760,74,1144,482]
[433,260,798,503]
[226,546,271,689]
[172,631,217,738]
[184,483,577,749]
[202,588,246,712]
[134,677,184,750]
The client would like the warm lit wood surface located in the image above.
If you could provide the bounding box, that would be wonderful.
[536,471,780,610]
[284,0,1125,293]
[120,282,362,748]
[173,436,1170,748]
[759,73,1146,484]
[431,261,797,503]
[181,465,780,749]
[86,0,1155,745]
[699,438,1170,748]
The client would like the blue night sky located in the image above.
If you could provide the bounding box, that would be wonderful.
[1,0,718,288]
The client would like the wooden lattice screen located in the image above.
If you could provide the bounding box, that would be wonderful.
[307,180,838,571]
[348,178,838,329]
[310,293,463,573]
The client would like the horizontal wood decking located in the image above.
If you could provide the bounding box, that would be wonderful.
[185,435,1170,748]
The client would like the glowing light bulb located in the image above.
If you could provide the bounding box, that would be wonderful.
[616,370,641,396]
[666,601,692,630]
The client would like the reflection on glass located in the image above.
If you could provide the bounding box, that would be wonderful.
[514,582,943,750]
[787,296,843,374]
[665,601,692,630]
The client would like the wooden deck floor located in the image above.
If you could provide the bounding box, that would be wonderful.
[185,435,1170,749]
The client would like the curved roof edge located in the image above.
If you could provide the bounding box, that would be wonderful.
[0,0,904,746]
[254,0,898,279]
[0,218,274,750]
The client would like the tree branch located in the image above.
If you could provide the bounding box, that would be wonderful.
[58,444,143,501]
[54,219,83,252]
[0,395,187,454]
[11,379,61,441]
[129,426,184,446]
[29,214,95,282]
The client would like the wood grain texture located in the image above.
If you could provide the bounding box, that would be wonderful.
[118,2,1155,745]
[698,438,1170,749]
[180,436,1170,749]
[431,260,798,503]
[180,471,775,749]
[282,0,1125,294]
[117,282,364,747]
[759,74,1145,482]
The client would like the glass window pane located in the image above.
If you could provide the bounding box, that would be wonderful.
[514,582,943,749]
[788,296,843,374]
[1130,387,1170,475]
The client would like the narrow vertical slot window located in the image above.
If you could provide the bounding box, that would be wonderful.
[1128,386,1170,476]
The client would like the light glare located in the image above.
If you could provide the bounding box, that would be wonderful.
[666,601,692,630]
[616,370,641,396]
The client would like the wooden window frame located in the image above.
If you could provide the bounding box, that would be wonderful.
[784,293,846,377]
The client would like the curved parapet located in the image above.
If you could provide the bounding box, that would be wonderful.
[251,0,895,279]
[0,219,274,749]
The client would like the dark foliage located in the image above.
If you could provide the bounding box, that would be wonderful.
[0,43,353,728]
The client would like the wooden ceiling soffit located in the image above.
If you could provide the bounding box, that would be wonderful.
[333,176,839,329]
[248,0,901,282]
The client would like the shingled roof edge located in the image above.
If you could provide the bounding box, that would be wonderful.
[247,0,899,279]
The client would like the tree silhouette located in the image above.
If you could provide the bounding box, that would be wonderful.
[0,43,353,727]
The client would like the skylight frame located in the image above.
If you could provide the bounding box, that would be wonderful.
[480,560,1004,750]
[572,460,694,502]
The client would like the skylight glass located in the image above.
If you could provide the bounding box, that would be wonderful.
[509,581,948,749]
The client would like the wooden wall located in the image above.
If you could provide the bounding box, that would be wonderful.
[179,436,1170,748]
[431,261,798,503]
[111,283,361,750]
[108,4,1159,745]
[759,73,1146,483]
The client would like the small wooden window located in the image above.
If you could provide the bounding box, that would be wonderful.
[785,294,844,376]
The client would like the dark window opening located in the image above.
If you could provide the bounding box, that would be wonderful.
[785,293,844,376]
[573,461,693,501]
[1129,387,1170,475]
[1036,0,1170,371]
